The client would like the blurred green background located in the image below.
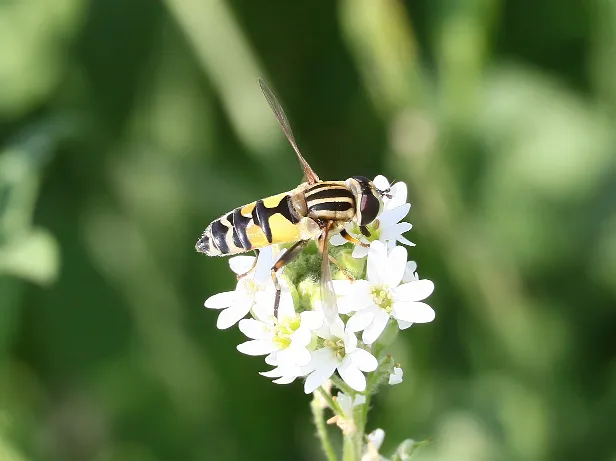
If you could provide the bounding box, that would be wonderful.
[2,0,616,460]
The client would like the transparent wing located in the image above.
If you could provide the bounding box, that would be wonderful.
[258,78,320,184]
[319,223,339,324]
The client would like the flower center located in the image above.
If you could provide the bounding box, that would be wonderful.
[372,286,393,313]
[239,278,259,298]
[323,338,346,360]
[272,316,301,349]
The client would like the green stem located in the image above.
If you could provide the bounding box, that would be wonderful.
[311,394,338,461]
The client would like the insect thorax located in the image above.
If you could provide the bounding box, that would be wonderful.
[304,181,357,223]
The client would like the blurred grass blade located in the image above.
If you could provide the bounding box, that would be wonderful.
[164,0,280,158]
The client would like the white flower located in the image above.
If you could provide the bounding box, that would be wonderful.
[388,366,403,385]
[362,428,386,461]
[327,392,366,434]
[330,175,414,258]
[204,247,275,329]
[303,318,378,393]
[237,292,323,369]
[334,241,435,345]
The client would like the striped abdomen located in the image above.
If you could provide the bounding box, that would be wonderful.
[304,181,356,222]
[196,191,307,256]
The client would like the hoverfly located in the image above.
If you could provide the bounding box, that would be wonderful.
[196,79,392,322]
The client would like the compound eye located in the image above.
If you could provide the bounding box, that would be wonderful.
[360,194,381,225]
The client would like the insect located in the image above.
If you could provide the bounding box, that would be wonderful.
[196,78,392,322]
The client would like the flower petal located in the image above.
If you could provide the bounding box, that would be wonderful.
[367,241,387,284]
[300,310,324,331]
[379,203,410,226]
[346,310,376,333]
[253,247,273,285]
[349,348,378,372]
[204,291,235,309]
[373,175,390,191]
[362,310,390,345]
[304,349,338,393]
[216,298,253,329]
[384,245,407,288]
[402,261,418,283]
[338,360,366,392]
[329,233,347,246]
[228,256,256,275]
[397,319,413,330]
[351,244,369,259]
[238,319,270,339]
[291,325,311,346]
[393,279,435,302]
[392,301,435,323]
[397,235,415,246]
[237,339,278,356]
[387,182,408,209]
[273,376,296,385]
[381,222,412,240]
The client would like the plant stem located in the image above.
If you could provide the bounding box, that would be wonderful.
[311,394,338,461]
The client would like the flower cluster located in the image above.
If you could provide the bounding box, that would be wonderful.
[204,176,435,395]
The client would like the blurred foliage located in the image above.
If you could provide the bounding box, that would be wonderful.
[1,0,616,460]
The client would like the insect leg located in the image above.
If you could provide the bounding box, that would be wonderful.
[271,240,309,319]
[328,254,355,281]
[359,226,372,238]
[340,229,370,248]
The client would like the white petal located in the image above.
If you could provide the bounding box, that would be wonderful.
[331,279,354,296]
[304,350,338,394]
[338,359,366,392]
[384,246,407,288]
[349,349,378,372]
[338,281,373,314]
[277,345,311,367]
[253,247,273,285]
[402,261,418,282]
[362,310,390,345]
[343,330,358,352]
[388,367,403,385]
[260,367,283,378]
[329,233,347,246]
[337,392,353,416]
[238,319,271,340]
[367,428,386,450]
[237,339,278,356]
[204,291,235,309]
[397,234,415,246]
[264,353,278,366]
[387,181,408,209]
[392,301,435,323]
[216,299,252,329]
[291,325,311,346]
[252,300,274,324]
[273,376,296,384]
[300,311,324,331]
[367,241,387,284]
[228,256,256,275]
[381,222,413,240]
[397,319,413,330]
[346,310,376,333]
[379,203,410,226]
[373,175,390,191]
[393,279,435,302]
[351,244,369,259]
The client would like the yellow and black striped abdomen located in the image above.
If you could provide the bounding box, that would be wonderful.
[196,192,306,256]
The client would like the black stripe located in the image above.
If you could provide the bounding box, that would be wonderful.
[226,212,244,249]
[211,220,230,253]
[305,183,339,195]
[233,208,252,250]
[253,200,273,243]
[306,188,354,202]
[309,201,354,213]
[270,195,301,224]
